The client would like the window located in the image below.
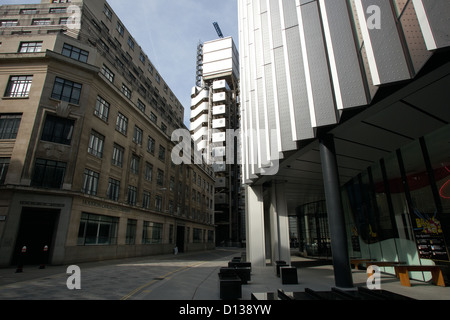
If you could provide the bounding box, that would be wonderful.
[117,22,124,36]
[133,126,143,145]
[137,99,146,113]
[0,20,18,27]
[126,219,137,245]
[4,76,33,98]
[158,146,166,161]
[157,169,164,186]
[51,77,82,104]
[20,8,38,14]
[142,191,151,209]
[130,155,140,175]
[41,114,74,145]
[62,43,89,63]
[139,53,146,64]
[31,159,66,189]
[193,228,202,243]
[155,196,163,212]
[82,169,99,195]
[150,112,157,124]
[19,41,42,53]
[94,96,110,122]
[168,201,174,215]
[147,136,155,154]
[101,65,114,83]
[161,123,167,134]
[122,84,131,99]
[32,19,51,26]
[128,37,135,50]
[0,114,21,140]
[127,185,137,206]
[144,162,153,182]
[142,221,163,244]
[112,144,124,168]
[116,112,128,135]
[0,158,10,185]
[77,213,119,246]
[103,4,112,20]
[169,176,175,192]
[107,178,120,201]
[49,7,67,14]
[59,17,69,25]
[88,130,105,158]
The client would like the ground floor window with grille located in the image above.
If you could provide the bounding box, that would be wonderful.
[193,228,203,243]
[77,213,119,246]
[0,114,22,140]
[0,158,10,185]
[31,158,66,189]
[126,219,137,245]
[142,221,163,244]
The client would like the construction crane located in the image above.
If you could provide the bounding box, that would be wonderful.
[213,22,224,38]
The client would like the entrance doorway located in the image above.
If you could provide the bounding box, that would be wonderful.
[12,208,59,266]
[176,226,185,253]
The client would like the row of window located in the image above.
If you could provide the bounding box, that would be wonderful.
[100,64,168,133]
[77,212,213,246]
[1,17,75,27]
[3,74,81,104]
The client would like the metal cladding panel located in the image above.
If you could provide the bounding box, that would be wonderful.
[282,0,299,29]
[413,0,450,50]
[399,0,432,74]
[300,1,337,127]
[284,27,314,140]
[273,46,297,152]
[269,0,283,48]
[320,0,369,109]
[355,0,411,85]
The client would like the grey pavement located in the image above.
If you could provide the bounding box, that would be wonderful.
[0,248,449,301]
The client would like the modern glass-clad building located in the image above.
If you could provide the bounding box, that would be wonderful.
[238,0,450,287]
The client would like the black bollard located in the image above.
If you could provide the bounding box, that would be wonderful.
[15,246,27,273]
[39,245,49,269]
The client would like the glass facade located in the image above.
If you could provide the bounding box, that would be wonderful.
[297,125,450,281]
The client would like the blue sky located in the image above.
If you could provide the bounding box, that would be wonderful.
[1,0,240,127]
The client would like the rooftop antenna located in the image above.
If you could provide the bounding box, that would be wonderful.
[213,22,224,38]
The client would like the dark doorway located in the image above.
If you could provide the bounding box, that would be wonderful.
[176,226,185,253]
[12,208,59,266]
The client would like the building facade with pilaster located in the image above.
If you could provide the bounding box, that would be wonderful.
[0,0,215,267]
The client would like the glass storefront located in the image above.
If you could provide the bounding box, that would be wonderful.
[342,124,450,280]
[297,201,331,258]
[296,125,450,281]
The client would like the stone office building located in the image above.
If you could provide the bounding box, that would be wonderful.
[0,0,215,267]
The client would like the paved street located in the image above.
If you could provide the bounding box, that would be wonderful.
[0,248,241,300]
[1,248,449,302]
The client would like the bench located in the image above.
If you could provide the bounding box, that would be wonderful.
[350,259,375,270]
[365,262,406,277]
[394,265,446,287]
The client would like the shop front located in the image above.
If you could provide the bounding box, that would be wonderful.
[294,125,450,282]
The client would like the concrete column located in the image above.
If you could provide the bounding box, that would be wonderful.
[245,185,266,267]
[270,183,291,265]
[319,134,354,289]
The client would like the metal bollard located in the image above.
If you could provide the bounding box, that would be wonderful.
[39,245,49,269]
[15,246,27,273]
